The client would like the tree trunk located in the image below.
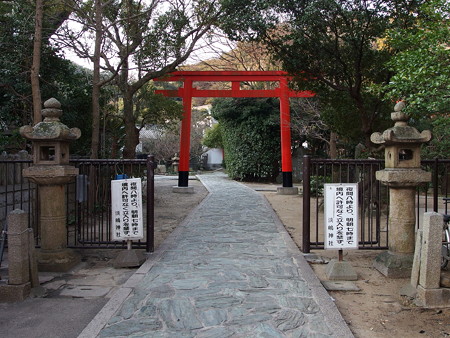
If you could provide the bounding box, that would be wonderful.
[90,0,102,159]
[361,114,373,148]
[31,0,43,125]
[122,95,139,159]
[329,131,337,159]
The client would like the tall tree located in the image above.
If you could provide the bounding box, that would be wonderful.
[56,0,222,158]
[0,0,88,152]
[55,0,122,158]
[384,0,450,117]
[90,0,106,159]
[219,0,422,147]
[31,0,74,124]
[31,0,43,124]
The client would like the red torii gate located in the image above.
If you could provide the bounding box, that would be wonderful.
[154,71,314,190]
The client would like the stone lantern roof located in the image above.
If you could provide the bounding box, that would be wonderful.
[370,101,431,146]
[20,98,81,141]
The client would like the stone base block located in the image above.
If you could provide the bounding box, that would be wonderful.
[30,286,47,298]
[0,282,31,302]
[373,251,413,278]
[172,186,195,194]
[37,248,80,272]
[399,283,417,298]
[276,187,299,195]
[415,285,450,308]
[322,280,360,291]
[114,249,146,268]
[326,260,358,281]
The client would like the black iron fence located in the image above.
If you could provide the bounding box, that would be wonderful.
[302,157,450,252]
[1,156,449,252]
[0,156,156,252]
[419,159,450,214]
[0,159,38,240]
[67,157,156,251]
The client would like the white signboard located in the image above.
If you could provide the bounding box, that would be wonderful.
[324,183,358,250]
[111,178,144,241]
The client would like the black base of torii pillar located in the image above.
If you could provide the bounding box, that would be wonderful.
[178,171,189,187]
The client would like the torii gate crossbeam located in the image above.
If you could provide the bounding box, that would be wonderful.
[154,71,314,191]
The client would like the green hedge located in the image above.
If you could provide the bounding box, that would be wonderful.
[211,98,280,182]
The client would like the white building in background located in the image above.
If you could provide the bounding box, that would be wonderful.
[202,148,223,170]
[197,105,223,170]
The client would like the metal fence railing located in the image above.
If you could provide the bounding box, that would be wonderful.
[0,159,38,242]
[1,156,448,253]
[0,156,156,252]
[302,157,450,252]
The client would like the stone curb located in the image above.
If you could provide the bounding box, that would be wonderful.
[77,286,133,338]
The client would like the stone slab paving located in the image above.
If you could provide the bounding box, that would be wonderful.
[81,172,353,338]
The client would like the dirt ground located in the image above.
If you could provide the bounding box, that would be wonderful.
[152,177,209,249]
[255,185,450,338]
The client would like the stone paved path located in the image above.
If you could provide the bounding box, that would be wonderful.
[81,172,353,337]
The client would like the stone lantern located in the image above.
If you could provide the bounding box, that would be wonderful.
[172,154,180,173]
[20,98,81,272]
[370,102,432,277]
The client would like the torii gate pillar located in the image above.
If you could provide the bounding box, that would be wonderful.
[178,79,192,188]
[277,78,298,195]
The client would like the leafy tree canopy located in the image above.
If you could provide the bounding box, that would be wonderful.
[0,0,93,154]
[55,0,223,159]
[384,0,450,117]
[218,0,423,147]
[136,84,184,126]
[202,123,223,149]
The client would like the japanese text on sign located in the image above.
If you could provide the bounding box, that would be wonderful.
[324,183,358,250]
[111,178,143,241]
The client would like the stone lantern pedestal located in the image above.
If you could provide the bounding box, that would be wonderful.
[371,102,431,278]
[20,98,81,272]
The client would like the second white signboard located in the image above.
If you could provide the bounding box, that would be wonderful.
[324,183,359,250]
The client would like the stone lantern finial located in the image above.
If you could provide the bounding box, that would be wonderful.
[20,97,81,145]
[394,100,406,112]
[390,100,410,127]
[42,98,63,122]
[370,102,432,162]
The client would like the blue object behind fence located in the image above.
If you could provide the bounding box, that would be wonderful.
[115,174,129,180]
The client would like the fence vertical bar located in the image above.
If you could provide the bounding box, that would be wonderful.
[433,158,439,212]
[314,161,320,245]
[302,155,311,253]
[146,155,155,252]
[5,163,9,221]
